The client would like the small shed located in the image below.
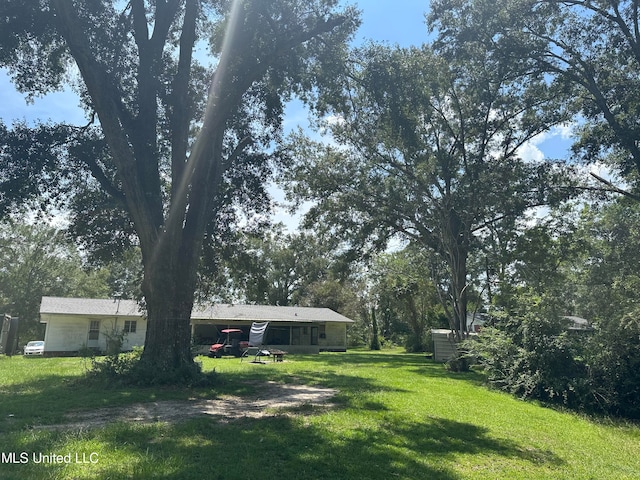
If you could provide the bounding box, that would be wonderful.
[431,329,479,363]
[432,329,459,362]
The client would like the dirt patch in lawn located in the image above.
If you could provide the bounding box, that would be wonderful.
[35,382,337,431]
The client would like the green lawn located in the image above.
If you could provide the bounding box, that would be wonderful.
[0,349,638,479]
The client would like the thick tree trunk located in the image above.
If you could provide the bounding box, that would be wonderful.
[137,230,201,379]
[47,0,353,384]
[141,280,195,373]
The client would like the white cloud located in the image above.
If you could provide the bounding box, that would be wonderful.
[552,122,575,140]
[324,114,345,126]
[516,122,577,163]
[517,140,546,163]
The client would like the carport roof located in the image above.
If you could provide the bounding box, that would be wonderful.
[39,297,354,324]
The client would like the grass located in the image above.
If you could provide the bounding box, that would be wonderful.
[0,349,639,479]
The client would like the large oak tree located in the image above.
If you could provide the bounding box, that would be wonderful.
[0,0,358,380]
[286,44,576,339]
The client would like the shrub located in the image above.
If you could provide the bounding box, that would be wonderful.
[445,348,472,372]
[467,311,588,408]
[85,347,144,384]
[584,312,640,419]
[103,326,127,356]
[469,300,640,420]
[85,347,217,387]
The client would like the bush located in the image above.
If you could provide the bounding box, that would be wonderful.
[583,312,640,419]
[445,348,472,372]
[85,347,143,384]
[469,302,640,420]
[467,312,588,408]
[85,347,217,387]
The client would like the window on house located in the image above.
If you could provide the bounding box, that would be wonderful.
[88,320,100,341]
[123,320,137,334]
[319,324,326,339]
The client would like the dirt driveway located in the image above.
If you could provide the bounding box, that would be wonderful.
[37,382,337,430]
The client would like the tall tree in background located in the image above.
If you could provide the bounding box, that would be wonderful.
[572,199,640,321]
[225,229,334,306]
[0,220,111,341]
[429,0,640,191]
[369,247,445,351]
[286,43,575,339]
[0,1,358,380]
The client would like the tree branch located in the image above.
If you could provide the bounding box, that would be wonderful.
[170,0,198,199]
[51,0,159,249]
[590,172,640,202]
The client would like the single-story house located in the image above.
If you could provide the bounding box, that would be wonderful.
[39,296,354,356]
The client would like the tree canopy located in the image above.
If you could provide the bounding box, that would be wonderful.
[0,219,113,342]
[429,0,640,191]
[285,42,577,338]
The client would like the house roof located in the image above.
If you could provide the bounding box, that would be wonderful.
[40,296,142,317]
[191,304,353,323]
[39,297,354,324]
[564,315,592,330]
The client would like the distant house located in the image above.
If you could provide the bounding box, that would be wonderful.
[39,296,354,356]
[466,312,488,333]
[564,315,592,332]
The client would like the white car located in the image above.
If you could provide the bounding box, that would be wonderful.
[23,341,45,356]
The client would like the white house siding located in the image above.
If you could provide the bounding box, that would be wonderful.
[40,297,354,356]
[41,314,146,355]
[42,316,89,353]
[111,318,147,352]
[320,323,347,352]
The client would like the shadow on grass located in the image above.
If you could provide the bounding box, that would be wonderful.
[0,359,397,433]
[301,350,485,383]
[0,369,221,432]
[4,409,565,480]
[0,351,481,432]
[408,362,487,385]
[0,352,569,479]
